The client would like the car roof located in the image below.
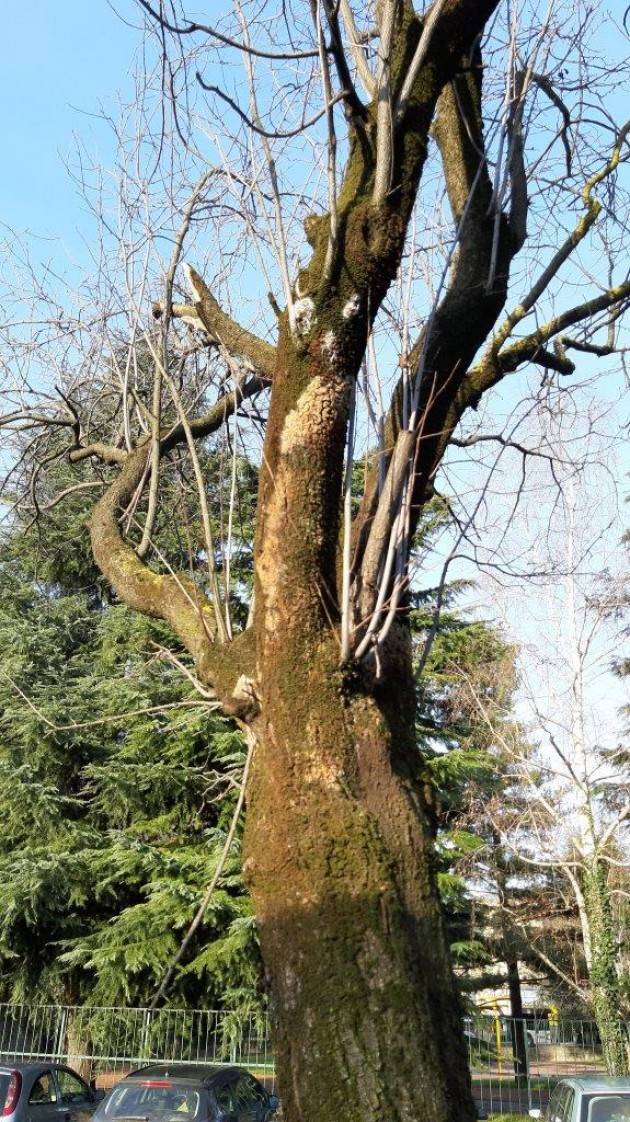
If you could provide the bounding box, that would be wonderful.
[558,1076,630,1093]
[0,1063,61,1075]
[124,1064,244,1086]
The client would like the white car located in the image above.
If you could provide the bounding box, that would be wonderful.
[530,1076,630,1122]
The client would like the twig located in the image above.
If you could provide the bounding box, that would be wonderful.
[137,0,320,60]
[149,730,256,1010]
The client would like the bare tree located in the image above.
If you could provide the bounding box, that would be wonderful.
[461,452,629,1073]
[1,0,630,1118]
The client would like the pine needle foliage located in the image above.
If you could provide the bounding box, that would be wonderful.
[0,492,262,1012]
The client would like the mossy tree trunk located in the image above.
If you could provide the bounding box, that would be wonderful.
[245,627,473,1122]
[87,5,515,1111]
[583,863,629,1076]
[237,18,509,1112]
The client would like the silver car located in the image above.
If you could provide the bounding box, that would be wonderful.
[0,1063,104,1122]
[531,1076,630,1122]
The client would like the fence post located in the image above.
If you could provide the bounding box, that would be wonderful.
[141,1011,152,1062]
[524,1025,532,1114]
[492,1005,503,1077]
[55,1008,68,1061]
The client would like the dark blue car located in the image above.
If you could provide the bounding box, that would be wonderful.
[91,1065,278,1122]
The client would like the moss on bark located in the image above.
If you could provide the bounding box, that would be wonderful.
[244,631,476,1122]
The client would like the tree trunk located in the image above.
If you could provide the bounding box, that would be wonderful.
[506,960,529,1088]
[244,629,475,1122]
[583,863,629,1076]
[241,306,478,1122]
[65,1011,93,1083]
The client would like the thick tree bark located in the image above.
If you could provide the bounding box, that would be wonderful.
[244,289,478,1119]
[244,636,475,1122]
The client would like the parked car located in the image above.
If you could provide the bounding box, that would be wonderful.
[91,1065,279,1122]
[530,1076,630,1122]
[0,1062,105,1122]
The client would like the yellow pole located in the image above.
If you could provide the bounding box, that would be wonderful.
[493,1002,503,1076]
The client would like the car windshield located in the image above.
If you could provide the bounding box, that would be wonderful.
[103,1085,201,1121]
[582,1094,630,1122]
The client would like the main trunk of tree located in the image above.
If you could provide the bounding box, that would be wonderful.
[506,960,529,1088]
[239,310,478,1120]
[65,1013,93,1083]
[243,637,475,1122]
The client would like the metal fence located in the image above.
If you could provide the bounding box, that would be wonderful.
[463,1014,623,1115]
[0,1005,272,1082]
[0,1004,626,1115]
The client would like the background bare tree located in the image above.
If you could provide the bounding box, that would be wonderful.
[458,441,629,1073]
[1,1,629,1119]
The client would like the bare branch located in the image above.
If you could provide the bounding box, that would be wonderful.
[136,0,320,60]
[149,729,256,1009]
[181,265,276,380]
[338,0,376,98]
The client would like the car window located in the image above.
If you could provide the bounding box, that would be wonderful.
[584,1095,630,1122]
[548,1086,569,1122]
[548,1086,572,1122]
[247,1078,265,1101]
[29,1075,58,1105]
[104,1085,200,1120]
[562,1090,575,1122]
[233,1079,252,1113]
[235,1077,265,1109]
[57,1071,91,1103]
[214,1083,236,1117]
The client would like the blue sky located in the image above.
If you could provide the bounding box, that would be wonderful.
[1,2,137,244]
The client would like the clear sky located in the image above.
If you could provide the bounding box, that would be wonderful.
[1,2,138,247]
